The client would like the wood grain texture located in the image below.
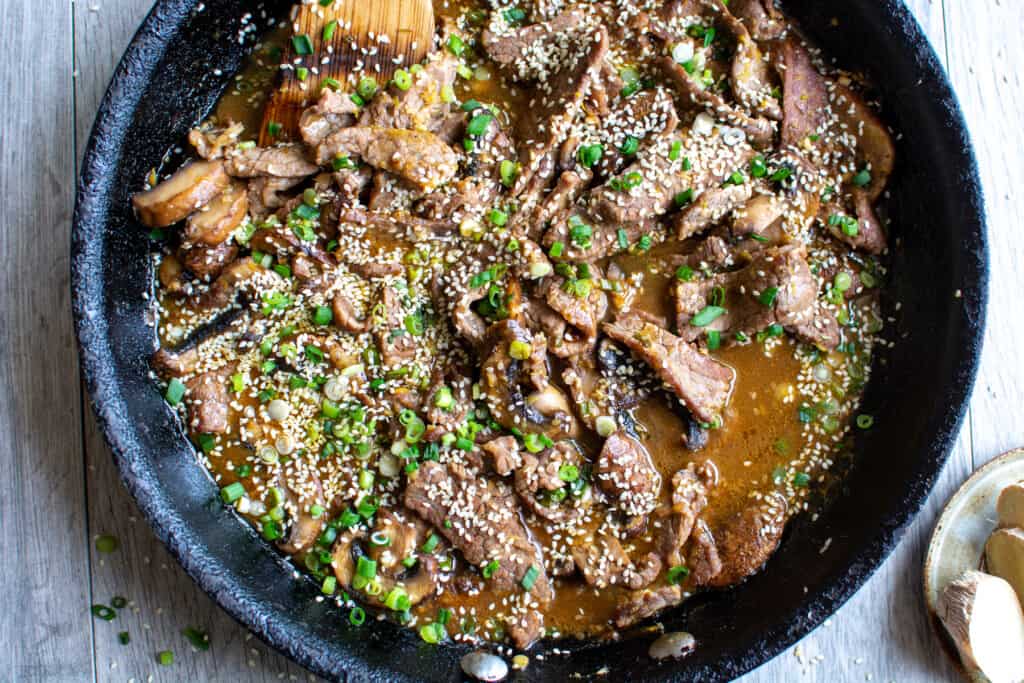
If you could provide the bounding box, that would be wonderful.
[0,0,95,681]
[0,0,1009,680]
[943,0,1024,467]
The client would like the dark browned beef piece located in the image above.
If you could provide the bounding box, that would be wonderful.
[657,57,775,149]
[415,176,500,222]
[184,365,233,434]
[777,38,829,148]
[333,166,373,206]
[832,84,895,205]
[657,464,713,567]
[315,127,459,192]
[584,88,679,180]
[727,0,785,41]
[180,240,238,282]
[482,435,523,477]
[674,183,755,240]
[675,244,818,338]
[612,584,684,629]
[422,364,472,440]
[224,144,318,178]
[337,206,457,241]
[511,27,609,209]
[665,235,734,272]
[572,530,662,589]
[513,442,584,523]
[357,53,458,133]
[703,493,787,588]
[482,9,590,81]
[542,263,609,340]
[686,519,723,586]
[596,432,662,516]
[246,176,305,218]
[299,88,360,148]
[151,346,200,377]
[404,461,551,648]
[602,313,734,424]
[375,285,417,365]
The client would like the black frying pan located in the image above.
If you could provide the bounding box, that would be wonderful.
[71,0,988,680]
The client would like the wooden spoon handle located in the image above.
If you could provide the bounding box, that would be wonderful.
[260,0,434,145]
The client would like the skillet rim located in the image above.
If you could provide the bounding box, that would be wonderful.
[71,0,988,680]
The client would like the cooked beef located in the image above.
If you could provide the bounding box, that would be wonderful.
[315,127,459,192]
[657,465,712,567]
[658,57,775,149]
[151,346,200,377]
[703,493,787,587]
[333,166,374,206]
[482,435,523,477]
[298,88,360,148]
[375,285,418,365]
[512,27,609,208]
[277,467,326,554]
[513,442,584,522]
[337,206,457,241]
[183,181,248,246]
[613,584,684,629]
[332,292,370,334]
[674,244,837,348]
[727,0,785,41]
[188,122,243,160]
[195,257,286,312]
[832,85,895,204]
[596,431,661,516]
[729,193,785,238]
[721,8,782,121]
[404,461,552,648]
[777,38,829,148]
[482,8,591,82]
[358,52,458,132]
[246,176,305,217]
[603,313,734,424]
[132,160,230,228]
[180,240,238,281]
[184,365,232,434]
[573,530,662,589]
[224,144,318,179]
[686,519,723,586]
[543,263,609,340]
[674,183,754,240]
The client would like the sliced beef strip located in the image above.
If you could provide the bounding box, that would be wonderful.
[375,284,418,365]
[180,240,238,282]
[246,176,305,218]
[674,244,833,347]
[522,296,592,360]
[333,166,374,206]
[332,291,371,334]
[422,364,473,439]
[703,493,788,588]
[719,6,782,120]
[612,584,684,629]
[315,127,459,192]
[726,0,786,41]
[674,182,755,240]
[511,27,609,210]
[602,313,734,424]
[686,519,723,586]
[514,443,585,523]
[415,176,501,222]
[482,435,523,477]
[572,530,662,590]
[224,143,319,179]
[542,263,609,340]
[657,57,775,149]
[480,320,579,441]
[482,8,592,82]
[184,364,233,434]
[195,257,288,312]
[595,431,662,516]
[585,88,680,181]
[777,38,829,148]
[832,84,895,204]
[357,52,458,132]
[657,464,713,568]
[337,206,457,242]
[151,346,200,377]
[298,88,360,148]
[404,461,552,648]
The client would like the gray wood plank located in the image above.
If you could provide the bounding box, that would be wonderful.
[74,1,321,680]
[943,0,1024,467]
[0,0,96,681]
[745,1,970,680]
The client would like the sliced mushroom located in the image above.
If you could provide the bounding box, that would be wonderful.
[132,160,230,228]
[998,482,1024,528]
[985,528,1024,604]
[184,181,248,246]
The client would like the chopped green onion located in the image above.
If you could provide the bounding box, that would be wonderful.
[356,76,378,101]
[521,564,539,591]
[421,533,441,553]
[482,559,500,579]
[558,464,579,482]
[619,136,640,155]
[349,606,366,626]
[392,68,412,91]
[91,604,116,621]
[856,414,874,429]
[667,565,690,584]
[419,622,446,644]
[266,121,282,137]
[95,534,119,553]
[758,287,779,307]
[322,19,338,42]
[220,482,245,504]
[157,650,174,666]
[165,378,185,406]
[447,34,466,57]
[674,188,694,207]
[356,556,377,580]
[292,34,313,56]
[792,472,811,487]
[118,631,130,645]
[182,626,210,651]
[690,305,726,327]
[466,113,494,137]
[706,330,721,351]
[853,168,872,187]
[676,265,695,281]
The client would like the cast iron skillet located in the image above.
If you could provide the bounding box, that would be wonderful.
[71,1,987,680]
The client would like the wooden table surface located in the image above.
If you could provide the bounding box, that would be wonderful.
[1,0,1020,680]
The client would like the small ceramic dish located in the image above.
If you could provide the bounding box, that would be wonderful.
[924,448,1024,680]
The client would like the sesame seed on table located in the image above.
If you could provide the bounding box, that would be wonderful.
[0,0,1020,681]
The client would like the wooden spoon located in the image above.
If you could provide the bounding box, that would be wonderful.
[259,0,434,145]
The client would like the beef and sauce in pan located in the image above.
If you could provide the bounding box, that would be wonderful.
[133,0,892,653]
